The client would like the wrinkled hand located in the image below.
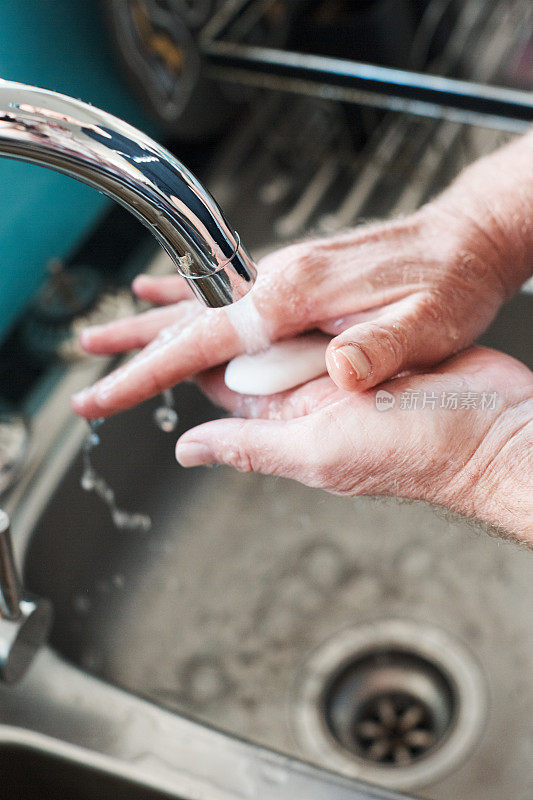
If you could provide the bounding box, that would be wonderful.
[177,347,533,543]
[72,203,510,419]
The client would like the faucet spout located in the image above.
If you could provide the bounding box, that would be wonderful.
[0,79,257,307]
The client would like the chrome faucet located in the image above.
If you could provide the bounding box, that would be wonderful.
[0,80,257,681]
[0,510,52,683]
[0,79,257,307]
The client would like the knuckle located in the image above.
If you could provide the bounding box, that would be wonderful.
[283,243,319,291]
[412,291,450,337]
[260,241,311,277]
[225,424,257,473]
[413,290,439,321]
[227,446,254,473]
[366,322,407,370]
[413,289,466,354]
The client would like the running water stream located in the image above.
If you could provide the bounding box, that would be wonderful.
[80,389,178,531]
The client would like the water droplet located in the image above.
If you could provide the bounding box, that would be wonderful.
[153,405,178,432]
[112,509,152,532]
[131,513,152,532]
[81,467,96,491]
[103,487,115,504]
[111,510,130,529]
[154,388,178,432]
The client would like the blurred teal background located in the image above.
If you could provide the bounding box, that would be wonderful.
[0,0,153,342]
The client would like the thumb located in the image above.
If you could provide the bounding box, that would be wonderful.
[325,296,451,391]
[175,417,317,482]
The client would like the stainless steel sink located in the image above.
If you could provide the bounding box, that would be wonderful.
[15,290,533,800]
[2,52,532,796]
[0,742,178,800]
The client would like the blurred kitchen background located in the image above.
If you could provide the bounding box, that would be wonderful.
[0,3,532,800]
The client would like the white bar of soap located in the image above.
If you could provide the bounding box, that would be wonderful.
[224,333,330,396]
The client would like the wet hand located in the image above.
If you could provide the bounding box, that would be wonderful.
[72,131,533,420]
[72,209,506,418]
[176,347,533,543]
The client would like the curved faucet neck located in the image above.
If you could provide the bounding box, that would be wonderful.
[0,79,256,307]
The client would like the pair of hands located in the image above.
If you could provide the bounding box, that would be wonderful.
[71,190,532,542]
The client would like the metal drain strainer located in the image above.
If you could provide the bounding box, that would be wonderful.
[294,620,486,792]
[326,650,455,766]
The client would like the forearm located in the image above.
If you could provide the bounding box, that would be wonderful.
[429,129,533,298]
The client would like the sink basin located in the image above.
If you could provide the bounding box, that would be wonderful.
[22,292,533,800]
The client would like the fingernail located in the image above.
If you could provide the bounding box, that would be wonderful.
[132,275,149,291]
[176,441,214,468]
[333,344,372,381]
[72,387,92,406]
[79,328,97,347]
[94,371,124,401]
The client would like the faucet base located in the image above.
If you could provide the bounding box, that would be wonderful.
[0,595,52,684]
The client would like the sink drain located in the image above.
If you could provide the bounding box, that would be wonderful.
[294,620,486,791]
[325,651,454,766]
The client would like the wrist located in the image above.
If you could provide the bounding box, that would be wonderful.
[422,195,515,304]
[425,133,533,299]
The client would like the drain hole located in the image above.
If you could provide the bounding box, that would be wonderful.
[353,691,438,765]
[297,622,486,789]
[323,650,456,767]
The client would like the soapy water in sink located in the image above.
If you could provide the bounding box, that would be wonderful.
[80,389,178,532]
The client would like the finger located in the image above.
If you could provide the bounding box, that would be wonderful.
[72,272,309,419]
[318,313,374,336]
[197,369,339,419]
[326,293,458,391]
[80,301,202,354]
[196,367,262,415]
[175,416,319,483]
[429,345,533,392]
[72,306,243,418]
[317,298,418,336]
[132,273,193,304]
